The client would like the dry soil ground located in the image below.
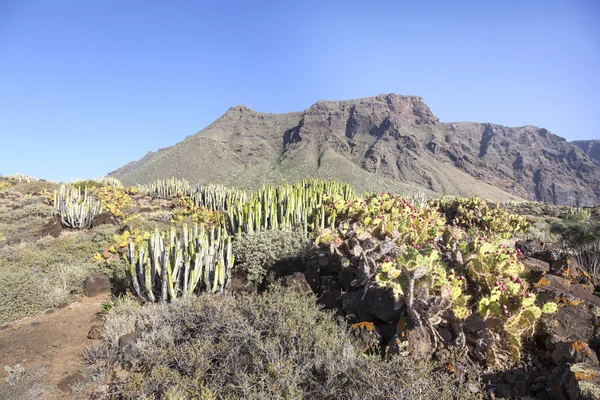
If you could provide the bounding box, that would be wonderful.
[0,294,109,399]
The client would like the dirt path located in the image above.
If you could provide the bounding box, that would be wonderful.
[0,294,109,399]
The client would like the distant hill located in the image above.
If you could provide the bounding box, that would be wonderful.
[109,94,600,206]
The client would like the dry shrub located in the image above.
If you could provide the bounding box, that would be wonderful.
[95,287,479,399]
[0,229,119,324]
[0,364,46,400]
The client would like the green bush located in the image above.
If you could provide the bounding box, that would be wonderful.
[550,208,600,247]
[233,228,311,284]
[94,287,478,399]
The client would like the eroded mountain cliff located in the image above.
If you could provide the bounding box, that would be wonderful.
[109,94,600,206]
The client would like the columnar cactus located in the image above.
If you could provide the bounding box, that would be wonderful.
[125,223,234,302]
[226,179,355,235]
[54,185,102,229]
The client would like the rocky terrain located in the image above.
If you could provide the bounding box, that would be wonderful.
[110,94,600,206]
[573,140,600,165]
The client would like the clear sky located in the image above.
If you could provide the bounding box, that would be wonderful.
[1,0,598,181]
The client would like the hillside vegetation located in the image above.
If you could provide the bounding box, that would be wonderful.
[1,173,600,399]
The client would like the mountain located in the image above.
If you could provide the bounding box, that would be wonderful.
[572,140,600,165]
[109,94,600,206]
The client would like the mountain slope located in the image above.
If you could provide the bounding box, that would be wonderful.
[572,140,600,165]
[109,94,600,206]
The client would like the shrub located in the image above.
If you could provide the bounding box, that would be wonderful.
[8,180,59,196]
[550,208,600,247]
[0,193,55,245]
[233,228,311,284]
[94,287,478,399]
[0,230,118,323]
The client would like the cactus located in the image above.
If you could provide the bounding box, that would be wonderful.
[54,185,102,229]
[138,178,197,198]
[95,176,123,187]
[0,173,40,184]
[125,223,234,302]
[226,179,355,236]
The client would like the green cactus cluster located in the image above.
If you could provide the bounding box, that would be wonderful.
[54,185,102,229]
[138,178,197,198]
[226,179,356,235]
[125,224,234,302]
[429,196,531,238]
[95,176,123,187]
[190,184,248,212]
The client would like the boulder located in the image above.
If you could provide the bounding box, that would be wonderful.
[82,274,111,297]
[91,212,119,228]
[283,272,313,293]
[565,363,600,400]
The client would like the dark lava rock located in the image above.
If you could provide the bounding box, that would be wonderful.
[91,212,119,228]
[39,216,63,238]
[82,274,112,297]
[302,268,321,293]
[564,363,600,400]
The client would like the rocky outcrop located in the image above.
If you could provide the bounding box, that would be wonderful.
[573,140,600,166]
[110,94,600,206]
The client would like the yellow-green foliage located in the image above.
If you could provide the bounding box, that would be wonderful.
[321,192,445,247]
[0,181,12,191]
[429,196,530,238]
[171,195,223,225]
[316,193,555,369]
[96,186,133,218]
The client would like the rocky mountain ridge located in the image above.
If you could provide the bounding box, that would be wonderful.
[110,94,600,206]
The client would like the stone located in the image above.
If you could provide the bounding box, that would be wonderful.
[551,340,599,366]
[301,268,321,293]
[82,274,111,297]
[565,363,600,400]
[283,272,312,293]
[494,384,511,399]
[91,212,119,228]
[317,290,342,310]
[87,325,102,340]
[350,321,382,353]
[57,372,85,393]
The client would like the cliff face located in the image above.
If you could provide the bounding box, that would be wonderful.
[109,94,600,206]
[573,140,600,166]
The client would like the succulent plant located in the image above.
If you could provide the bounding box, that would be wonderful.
[125,223,234,302]
[54,185,102,229]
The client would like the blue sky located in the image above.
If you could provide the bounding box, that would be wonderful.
[1,0,598,181]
